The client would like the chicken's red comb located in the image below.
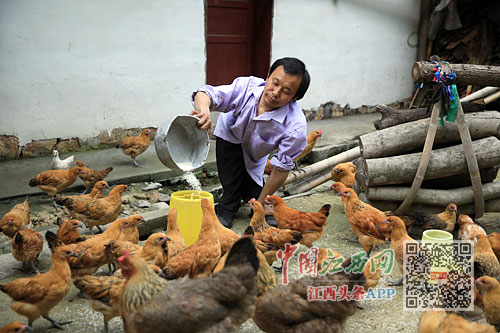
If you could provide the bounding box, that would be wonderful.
[117,250,131,263]
[340,187,348,192]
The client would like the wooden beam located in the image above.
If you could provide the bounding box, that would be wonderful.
[411,62,500,86]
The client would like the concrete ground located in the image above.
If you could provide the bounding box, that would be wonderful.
[0,112,497,332]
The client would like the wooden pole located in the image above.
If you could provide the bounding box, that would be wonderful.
[461,87,499,102]
[368,198,500,217]
[417,0,431,61]
[366,181,500,206]
[455,100,485,217]
[284,169,332,196]
[361,111,500,159]
[364,136,500,186]
[474,90,500,105]
[395,100,441,215]
[284,147,360,185]
[372,102,484,130]
[412,62,500,86]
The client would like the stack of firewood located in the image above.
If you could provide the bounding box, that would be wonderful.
[355,110,500,216]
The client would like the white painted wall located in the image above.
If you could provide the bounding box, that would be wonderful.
[0,1,206,145]
[0,0,420,146]
[272,0,420,109]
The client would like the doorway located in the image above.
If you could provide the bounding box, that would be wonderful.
[206,0,273,85]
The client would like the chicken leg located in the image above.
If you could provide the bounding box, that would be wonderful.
[13,261,39,274]
[132,157,142,167]
[51,197,64,209]
[388,277,404,286]
[42,316,72,330]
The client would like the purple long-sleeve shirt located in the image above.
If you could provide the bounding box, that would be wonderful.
[192,76,307,186]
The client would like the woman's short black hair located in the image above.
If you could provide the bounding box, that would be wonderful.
[268,57,310,101]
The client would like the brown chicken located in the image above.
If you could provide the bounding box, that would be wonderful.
[72,184,129,234]
[56,218,84,244]
[253,256,365,333]
[57,180,109,204]
[362,251,384,290]
[338,187,389,253]
[383,210,416,229]
[117,128,151,166]
[73,160,113,194]
[488,232,500,263]
[139,232,170,269]
[54,181,109,216]
[75,215,144,245]
[265,195,331,247]
[209,204,239,256]
[28,167,84,208]
[109,240,142,259]
[293,129,322,170]
[0,322,32,333]
[331,181,347,208]
[46,230,117,278]
[74,264,163,333]
[0,197,30,238]
[161,198,221,279]
[0,245,77,329]
[248,198,302,263]
[165,208,186,258]
[331,162,357,188]
[414,203,457,233]
[46,215,143,278]
[458,214,486,241]
[330,181,345,194]
[382,216,427,286]
[120,237,259,333]
[418,308,495,333]
[108,240,171,277]
[74,273,124,333]
[473,234,500,279]
[476,276,500,330]
[11,229,43,273]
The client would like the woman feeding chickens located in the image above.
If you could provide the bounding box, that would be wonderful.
[190,57,310,229]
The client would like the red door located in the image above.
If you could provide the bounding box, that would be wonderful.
[206,0,272,85]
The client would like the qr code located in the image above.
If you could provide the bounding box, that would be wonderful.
[404,240,473,311]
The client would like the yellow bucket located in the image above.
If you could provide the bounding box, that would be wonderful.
[169,190,214,247]
[421,229,453,284]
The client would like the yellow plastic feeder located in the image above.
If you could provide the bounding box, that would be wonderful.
[421,229,453,284]
[169,190,214,247]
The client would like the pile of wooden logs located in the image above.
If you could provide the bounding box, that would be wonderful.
[356,110,500,216]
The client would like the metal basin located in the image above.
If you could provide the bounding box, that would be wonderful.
[154,115,210,171]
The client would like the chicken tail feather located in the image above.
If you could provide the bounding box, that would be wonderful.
[224,237,259,273]
[45,230,63,253]
[54,197,71,209]
[292,231,303,243]
[318,204,331,217]
[341,256,366,286]
[28,177,38,187]
[413,211,427,226]
[13,232,23,246]
[0,284,7,294]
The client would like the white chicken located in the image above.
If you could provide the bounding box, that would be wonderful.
[50,150,75,170]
